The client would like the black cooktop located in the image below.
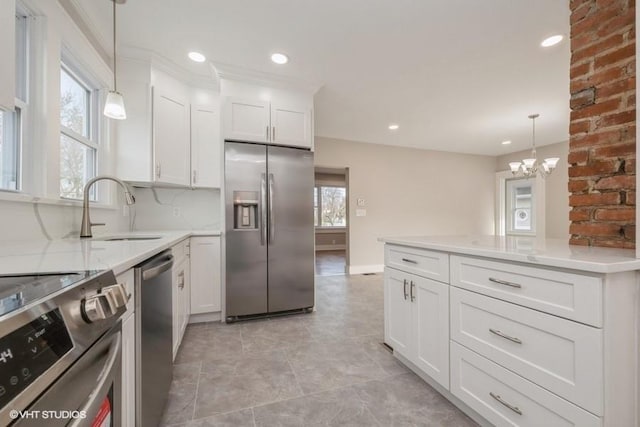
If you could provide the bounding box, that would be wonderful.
[0,271,101,317]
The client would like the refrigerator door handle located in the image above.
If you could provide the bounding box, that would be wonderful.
[260,173,267,245]
[268,173,275,244]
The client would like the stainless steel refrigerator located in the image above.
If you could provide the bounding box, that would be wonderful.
[225,141,315,319]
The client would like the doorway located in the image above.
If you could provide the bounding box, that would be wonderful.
[314,167,349,276]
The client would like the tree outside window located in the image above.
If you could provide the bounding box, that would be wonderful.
[314,186,346,227]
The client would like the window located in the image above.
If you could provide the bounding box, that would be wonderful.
[59,63,98,200]
[0,12,28,192]
[314,186,347,227]
[505,178,535,235]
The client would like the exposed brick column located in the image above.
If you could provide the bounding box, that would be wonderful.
[569,0,636,248]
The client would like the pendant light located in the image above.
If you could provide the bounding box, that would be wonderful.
[103,0,126,120]
[509,114,559,178]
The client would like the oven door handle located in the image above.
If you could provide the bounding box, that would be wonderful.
[68,331,121,427]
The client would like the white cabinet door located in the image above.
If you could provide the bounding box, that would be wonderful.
[172,259,187,359]
[412,275,450,389]
[0,0,15,110]
[121,313,136,427]
[270,103,311,148]
[153,87,190,186]
[190,236,221,314]
[191,104,221,188]
[384,268,412,360]
[224,97,270,143]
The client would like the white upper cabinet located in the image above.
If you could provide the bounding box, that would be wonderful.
[271,103,312,148]
[153,87,190,186]
[223,98,270,143]
[0,0,16,110]
[191,104,221,188]
[116,57,222,188]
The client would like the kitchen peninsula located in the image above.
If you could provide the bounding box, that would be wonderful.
[380,235,640,427]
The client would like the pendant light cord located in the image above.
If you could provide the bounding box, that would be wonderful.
[112,0,117,92]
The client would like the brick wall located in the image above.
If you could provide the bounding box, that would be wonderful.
[569,0,636,248]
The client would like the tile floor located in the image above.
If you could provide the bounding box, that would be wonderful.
[161,274,477,426]
[314,250,347,276]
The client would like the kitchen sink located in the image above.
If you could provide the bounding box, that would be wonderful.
[94,235,162,241]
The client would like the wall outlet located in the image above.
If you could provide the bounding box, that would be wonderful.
[357,198,365,207]
[173,207,181,217]
[122,205,129,217]
[356,209,366,217]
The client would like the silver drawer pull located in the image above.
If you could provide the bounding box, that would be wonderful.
[490,392,523,415]
[401,258,418,264]
[489,277,522,288]
[403,279,409,300]
[489,328,522,344]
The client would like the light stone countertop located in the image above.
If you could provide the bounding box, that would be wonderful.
[379,235,640,274]
[0,230,221,276]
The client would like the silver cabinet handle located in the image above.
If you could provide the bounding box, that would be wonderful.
[410,280,416,302]
[490,392,523,415]
[260,173,267,246]
[156,163,161,178]
[178,271,185,289]
[266,125,270,141]
[403,279,408,300]
[268,173,275,244]
[489,328,522,344]
[193,170,197,184]
[401,258,418,264]
[272,126,276,141]
[489,277,522,289]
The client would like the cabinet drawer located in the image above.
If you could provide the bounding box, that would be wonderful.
[451,287,603,415]
[385,245,448,283]
[450,342,601,427]
[450,255,602,326]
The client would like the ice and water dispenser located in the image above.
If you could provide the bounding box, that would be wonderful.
[233,191,259,229]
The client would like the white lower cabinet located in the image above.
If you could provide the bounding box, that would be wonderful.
[121,312,136,427]
[190,236,221,315]
[384,267,449,389]
[172,240,190,359]
[450,342,601,427]
[116,269,135,427]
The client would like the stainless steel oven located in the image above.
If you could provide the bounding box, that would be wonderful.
[0,270,129,427]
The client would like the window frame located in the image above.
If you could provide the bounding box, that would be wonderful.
[495,170,545,237]
[58,58,101,201]
[314,184,347,229]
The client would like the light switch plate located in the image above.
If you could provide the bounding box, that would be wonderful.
[356,209,366,217]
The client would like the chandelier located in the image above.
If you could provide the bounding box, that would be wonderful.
[509,114,559,177]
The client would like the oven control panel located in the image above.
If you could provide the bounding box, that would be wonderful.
[0,309,73,409]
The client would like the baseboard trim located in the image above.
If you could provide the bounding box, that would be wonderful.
[188,311,221,324]
[315,244,346,251]
[348,264,384,275]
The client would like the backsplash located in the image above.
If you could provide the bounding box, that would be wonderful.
[130,187,221,231]
[0,198,129,241]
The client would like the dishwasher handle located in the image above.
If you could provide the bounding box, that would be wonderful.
[141,254,174,281]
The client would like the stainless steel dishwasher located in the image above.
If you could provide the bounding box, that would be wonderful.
[135,250,174,427]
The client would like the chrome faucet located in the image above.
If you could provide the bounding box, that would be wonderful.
[80,175,136,238]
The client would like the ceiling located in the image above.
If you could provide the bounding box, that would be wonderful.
[73,0,570,156]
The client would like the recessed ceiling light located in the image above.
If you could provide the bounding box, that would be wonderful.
[188,51,206,63]
[271,53,289,65]
[541,35,563,47]
[501,140,512,145]
[388,124,399,130]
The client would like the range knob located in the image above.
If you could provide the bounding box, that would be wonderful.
[102,283,131,310]
[80,294,112,323]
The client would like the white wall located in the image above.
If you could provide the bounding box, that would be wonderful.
[495,141,569,238]
[314,137,496,273]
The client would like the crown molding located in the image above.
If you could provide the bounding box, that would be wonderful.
[212,61,323,95]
